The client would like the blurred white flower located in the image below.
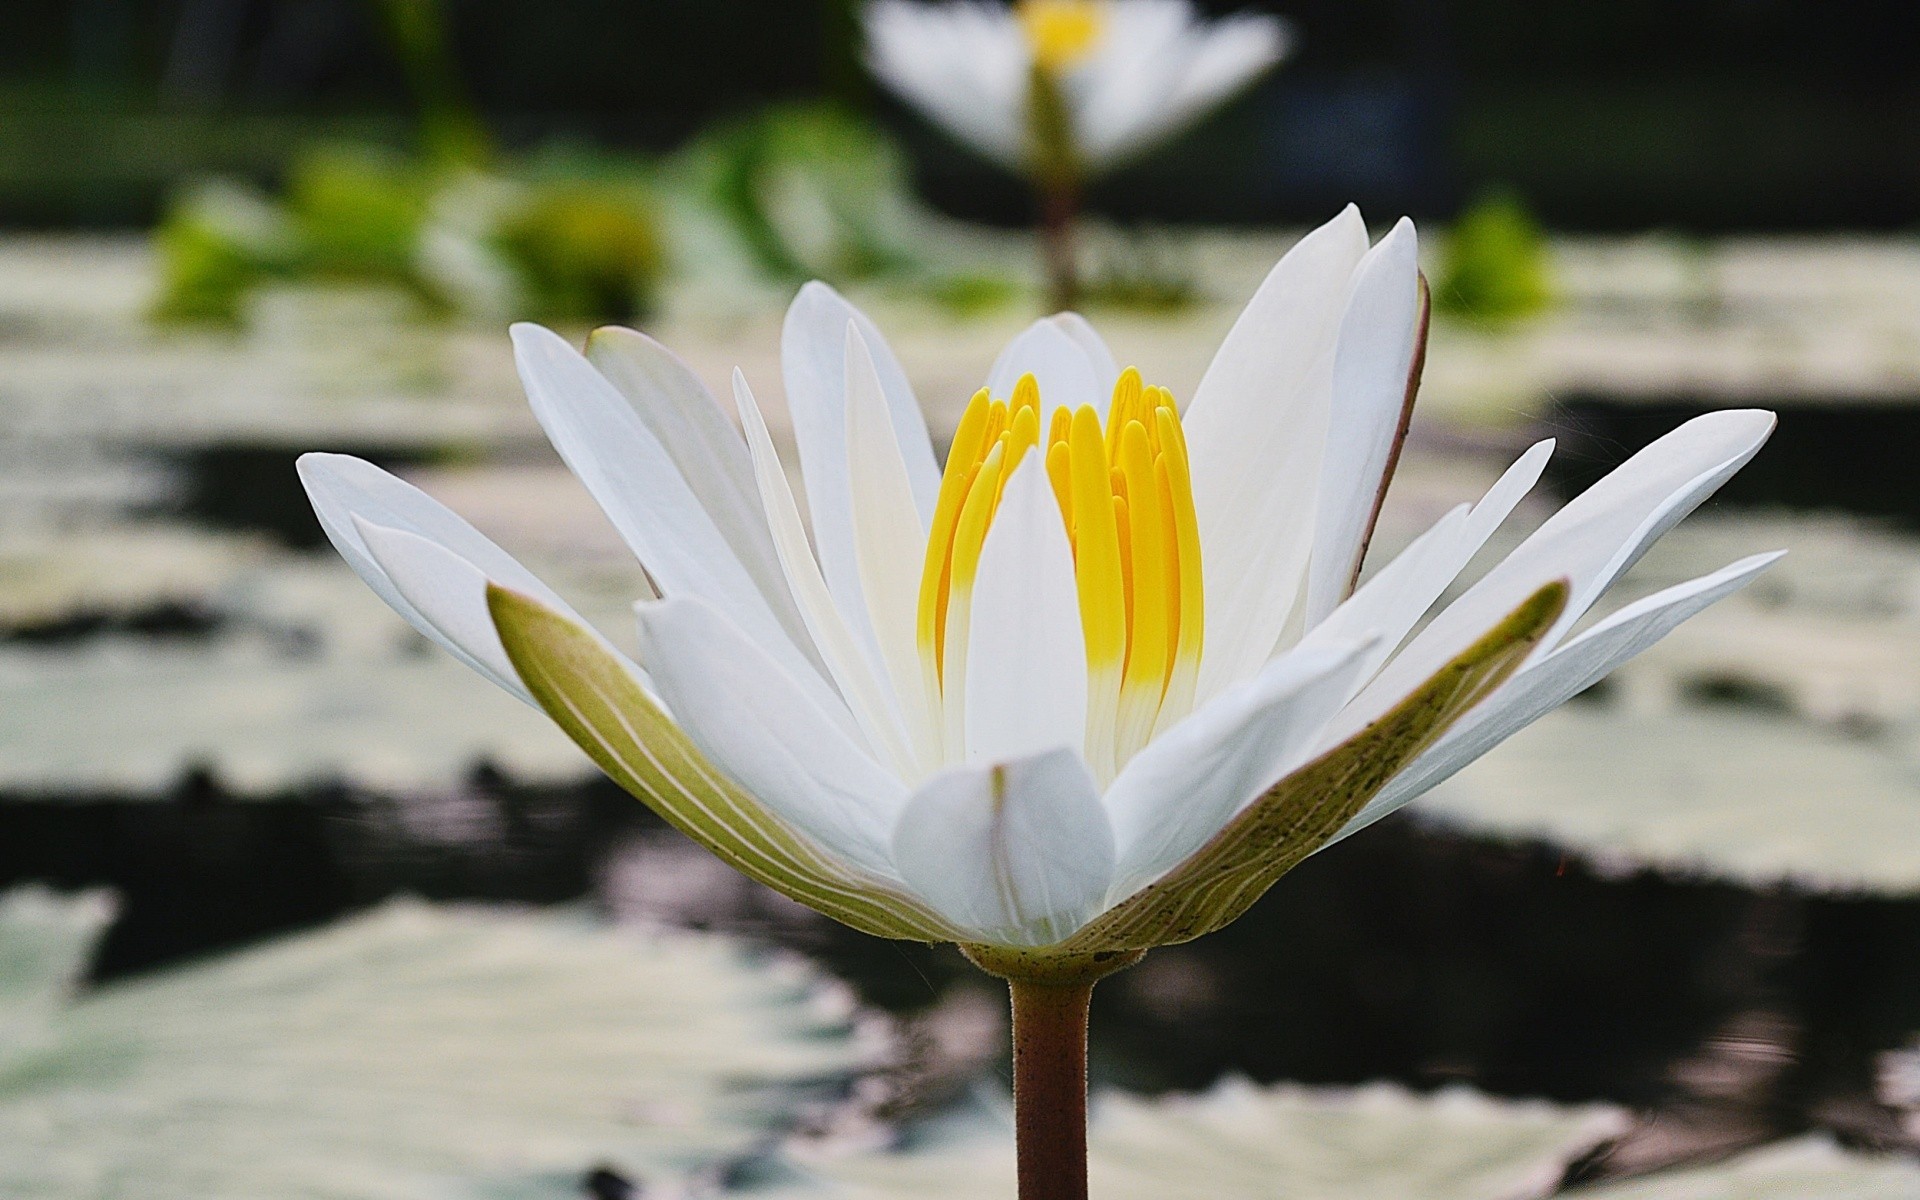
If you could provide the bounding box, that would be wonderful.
[300,209,1777,956]
[863,0,1293,176]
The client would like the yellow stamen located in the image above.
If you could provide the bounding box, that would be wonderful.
[1017,0,1105,72]
[915,365,1204,778]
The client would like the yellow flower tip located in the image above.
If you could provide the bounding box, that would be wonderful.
[1017,0,1105,72]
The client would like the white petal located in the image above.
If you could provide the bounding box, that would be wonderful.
[733,369,917,773]
[1303,217,1423,626]
[781,283,941,660]
[845,323,941,766]
[1185,207,1371,702]
[1335,410,1776,737]
[985,317,1106,416]
[1102,636,1376,899]
[510,323,825,687]
[1081,8,1289,166]
[863,0,1030,169]
[583,325,808,645]
[1046,312,1122,394]
[1328,551,1785,847]
[964,457,1088,764]
[1302,438,1554,692]
[636,595,910,880]
[297,453,572,703]
[890,748,1113,946]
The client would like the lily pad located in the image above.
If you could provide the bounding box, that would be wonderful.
[747,1080,1626,1199]
[1574,1136,1920,1199]
[1418,706,1920,895]
[0,890,887,1199]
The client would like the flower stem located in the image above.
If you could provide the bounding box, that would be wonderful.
[1008,975,1093,1200]
[1040,179,1082,313]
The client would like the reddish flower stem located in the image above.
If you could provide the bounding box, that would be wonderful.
[1009,975,1094,1200]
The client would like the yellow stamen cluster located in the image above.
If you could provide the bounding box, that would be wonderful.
[1016,0,1106,72]
[917,368,1204,780]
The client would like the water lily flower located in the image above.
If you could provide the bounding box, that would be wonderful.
[863,0,1292,305]
[299,207,1775,1198]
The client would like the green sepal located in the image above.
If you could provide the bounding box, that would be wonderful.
[487,584,962,943]
[1059,580,1570,952]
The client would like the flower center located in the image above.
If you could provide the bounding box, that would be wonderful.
[917,368,1204,779]
[1017,0,1106,73]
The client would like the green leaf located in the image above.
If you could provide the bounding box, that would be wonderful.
[0,894,886,1199]
[1062,581,1568,952]
[488,584,962,943]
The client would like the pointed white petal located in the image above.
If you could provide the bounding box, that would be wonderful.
[845,324,941,766]
[1302,439,1554,691]
[1304,217,1423,626]
[1185,207,1371,701]
[1336,410,1776,736]
[1102,636,1376,899]
[1046,312,1122,394]
[1082,9,1290,165]
[781,283,940,657]
[734,369,917,773]
[985,317,1106,416]
[583,325,808,646]
[635,595,910,880]
[297,452,574,703]
[964,457,1088,765]
[1329,551,1785,847]
[510,323,825,687]
[890,748,1113,946]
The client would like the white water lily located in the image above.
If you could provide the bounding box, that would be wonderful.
[863,0,1292,175]
[299,207,1777,958]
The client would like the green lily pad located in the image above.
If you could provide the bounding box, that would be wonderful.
[745,1079,1625,1199]
[0,890,887,1199]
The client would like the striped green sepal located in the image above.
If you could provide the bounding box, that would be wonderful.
[488,585,963,944]
[1062,580,1569,952]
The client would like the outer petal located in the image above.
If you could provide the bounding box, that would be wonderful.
[1060,581,1566,952]
[297,452,574,704]
[1331,551,1785,845]
[1335,410,1776,736]
[985,317,1108,415]
[1184,207,1370,702]
[511,323,825,688]
[1303,218,1425,626]
[891,749,1114,947]
[1080,6,1289,167]
[1046,312,1122,394]
[488,585,960,942]
[781,282,941,662]
[635,595,909,881]
[964,457,1087,765]
[1102,636,1377,901]
[583,325,808,648]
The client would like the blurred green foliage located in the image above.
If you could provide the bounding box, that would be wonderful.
[1434,191,1554,326]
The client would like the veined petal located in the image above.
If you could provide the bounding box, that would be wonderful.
[583,325,810,649]
[891,748,1114,947]
[782,282,941,666]
[1061,581,1566,952]
[986,317,1107,417]
[635,595,909,880]
[1303,218,1426,626]
[1331,551,1784,846]
[1336,410,1775,736]
[489,584,960,942]
[356,517,652,705]
[964,456,1088,765]
[510,323,825,688]
[297,452,573,704]
[1185,206,1370,702]
[845,324,942,767]
[734,369,918,774]
[1102,635,1377,901]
